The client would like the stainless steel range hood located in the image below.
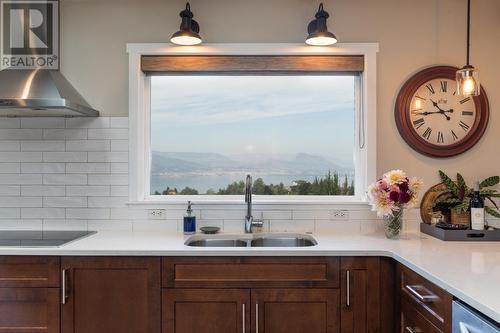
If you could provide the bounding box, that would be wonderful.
[0,69,99,117]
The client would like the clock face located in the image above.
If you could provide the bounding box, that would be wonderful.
[395,66,489,158]
[409,78,476,146]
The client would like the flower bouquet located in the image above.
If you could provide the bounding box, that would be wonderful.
[368,170,423,239]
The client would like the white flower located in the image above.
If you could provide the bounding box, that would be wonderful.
[383,169,407,185]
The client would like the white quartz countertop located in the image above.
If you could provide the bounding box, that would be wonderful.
[0,230,499,323]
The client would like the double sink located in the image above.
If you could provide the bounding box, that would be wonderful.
[185,233,317,247]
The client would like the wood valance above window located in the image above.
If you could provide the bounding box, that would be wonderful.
[141,55,364,74]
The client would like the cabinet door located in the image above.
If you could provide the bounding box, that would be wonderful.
[340,257,380,333]
[252,289,339,333]
[61,257,161,333]
[0,288,59,333]
[163,289,249,333]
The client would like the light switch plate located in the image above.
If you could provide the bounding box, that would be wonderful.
[148,209,166,220]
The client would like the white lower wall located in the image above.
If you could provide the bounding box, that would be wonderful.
[0,116,424,234]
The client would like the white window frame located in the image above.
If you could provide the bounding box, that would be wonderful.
[127,43,378,205]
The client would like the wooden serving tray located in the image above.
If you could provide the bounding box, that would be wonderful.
[420,223,500,241]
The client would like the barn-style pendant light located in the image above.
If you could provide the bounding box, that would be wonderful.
[456,0,480,96]
[170,2,202,46]
[305,3,337,46]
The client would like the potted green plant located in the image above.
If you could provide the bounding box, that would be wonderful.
[433,171,500,225]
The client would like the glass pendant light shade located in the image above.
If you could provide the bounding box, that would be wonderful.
[306,3,337,46]
[456,65,480,96]
[171,3,202,46]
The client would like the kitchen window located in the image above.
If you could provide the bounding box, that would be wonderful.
[128,44,378,203]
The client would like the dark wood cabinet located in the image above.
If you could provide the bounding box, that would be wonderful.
[252,289,339,333]
[61,257,161,333]
[0,288,59,333]
[340,257,380,333]
[163,289,249,333]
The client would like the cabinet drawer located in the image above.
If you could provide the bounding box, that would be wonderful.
[401,299,442,333]
[398,264,452,332]
[0,257,60,288]
[163,257,339,288]
[0,288,60,333]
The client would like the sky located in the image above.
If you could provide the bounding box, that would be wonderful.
[150,75,356,167]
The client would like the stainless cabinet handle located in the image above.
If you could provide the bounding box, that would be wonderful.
[255,303,259,333]
[346,270,350,307]
[405,285,439,303]
[405,326,422,333]
[242,303,245,333]
[61,269,68,305]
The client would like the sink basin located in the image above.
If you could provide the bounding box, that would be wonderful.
[250,236,317,247]
[186,239,248,247]
[184,233,317,248]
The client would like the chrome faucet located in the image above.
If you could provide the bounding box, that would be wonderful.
[244,174,264,233]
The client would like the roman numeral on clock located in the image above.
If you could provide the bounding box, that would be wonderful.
[437,131,444,143]
[451,130,459,141]
[440,81,447,93]
[422,127,432,140]
[460,97,471,104]
[426,84,435,94]
[459,121,470,131]
[462,111,473,116]
[413,118,425,129]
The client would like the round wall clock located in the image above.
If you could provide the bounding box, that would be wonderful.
[395,66,489,157]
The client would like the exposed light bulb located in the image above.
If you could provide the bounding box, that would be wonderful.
[170,35,202,46]
[462,76,476,95]
[305,36,337,46]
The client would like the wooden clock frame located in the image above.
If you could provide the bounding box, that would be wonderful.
[395,66,489,158]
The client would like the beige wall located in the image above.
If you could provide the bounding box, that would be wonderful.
[60,0,500,190]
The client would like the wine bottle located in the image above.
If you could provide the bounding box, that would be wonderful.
[470,182,485,230]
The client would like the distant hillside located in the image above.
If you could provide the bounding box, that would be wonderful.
[151,151,351,175]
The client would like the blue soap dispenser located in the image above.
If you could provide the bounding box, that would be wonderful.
[183,201,196,235]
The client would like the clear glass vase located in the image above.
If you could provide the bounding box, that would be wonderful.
[383,209,404,239]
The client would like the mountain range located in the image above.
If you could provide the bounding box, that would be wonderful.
[151,151,351,175]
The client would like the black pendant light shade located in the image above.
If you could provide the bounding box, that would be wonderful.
[456,0,480,96]
[305,3,337,46]
[171,3,202,46]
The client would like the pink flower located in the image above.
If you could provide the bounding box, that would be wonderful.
[377,179,388,190]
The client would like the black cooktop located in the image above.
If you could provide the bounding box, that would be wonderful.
[0,230,96,247]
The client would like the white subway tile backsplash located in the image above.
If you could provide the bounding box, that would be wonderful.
[201,209,245,220]
[260,210,292,220]
[43,152,87,162]
[0,219,42,230]
[66,117,110,128]
[0,185,20,196]
[21,208,65,219]
[0,208,21,219]
[88,128,128,140]
[87,219,133,231]
[88,152,127,163]
[88,197,127,208]
[0,129,42,140]
[66,208,110,219]
[66,163,110,174]
[0,163,20,173]
[43,129,87,140]
[269,219,315,233]
[110,163,128,174]
[110,185,128,196]
[21,185,65,196]
[0,141,20,151]
[66,140,110,151]
[110,117,129,128]
[0,174,42,184]
[110,208,148,220]
[0,119,20,129]
[88,174,127,185]
[43,197,87,208]
[0,152,42,162]
[43,219,88,231]
[21,163,65,174]
[0,197,42,207]
[22,140,65,151]
[43,174,87,185]
[66,185,110,197]
[111,140,128,151]
[21,118,65,128]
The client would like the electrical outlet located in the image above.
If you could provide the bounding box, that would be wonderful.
[148,209,166,220]
[331,209,349,220]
